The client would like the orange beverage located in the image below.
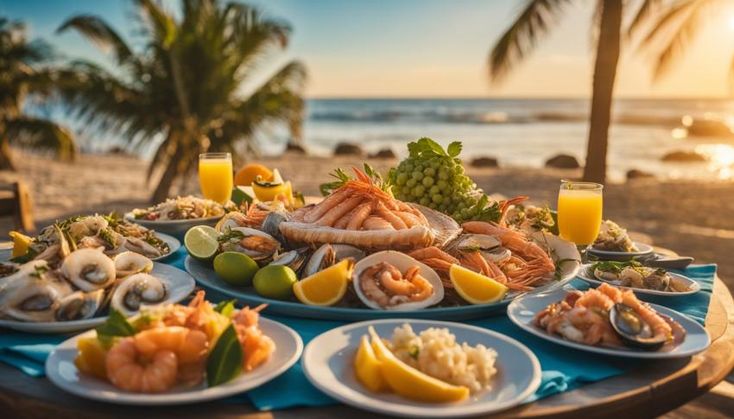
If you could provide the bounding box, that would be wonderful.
[198,153,233,204]
[557,181,603,245]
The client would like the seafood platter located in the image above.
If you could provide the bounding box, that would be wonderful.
[182,140,582,320]
[576,260,700,296]
[0,214,194,333]
[126,196,231,239]
[586,220,654,260]
[46,291,303,404]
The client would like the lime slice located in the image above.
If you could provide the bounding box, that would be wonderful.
[214,251,259,286]
[185,225,220,261]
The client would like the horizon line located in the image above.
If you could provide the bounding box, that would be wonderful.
[305,95,734,101]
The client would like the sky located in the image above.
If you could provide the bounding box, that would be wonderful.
[2,0,734,98]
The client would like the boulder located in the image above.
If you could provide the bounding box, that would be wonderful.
[285,142,307,154]
[626,169,655,180]
[545,154,580,169]
[685,119,734,137]
[368,148,397,159]
[334,142,364,156]
[661,150,707,162]
[470,156,499,168]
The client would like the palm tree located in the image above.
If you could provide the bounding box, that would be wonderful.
[488,1,660,184]
[631,0,733,81]
[0,18,76,171]
[57,0,306,202]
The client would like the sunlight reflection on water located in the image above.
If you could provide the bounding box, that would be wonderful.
[696,144,734,180]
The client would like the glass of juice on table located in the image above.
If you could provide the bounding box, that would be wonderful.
[557,180,603,248]
[199,152,233,204]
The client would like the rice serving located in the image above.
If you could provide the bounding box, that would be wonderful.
[388,323,498,393]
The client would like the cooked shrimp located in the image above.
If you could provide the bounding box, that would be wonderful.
[573,289,615,311]
[394,211,424,227]
[597,283,623,302]
[303,188,349,223]
[343,201,372,230]
[316,195,365,227]
[375,201,408,229]
[232,304,275,371]
[106,337,178,393]
[409,246,459,264]
[497,196,529,226]
[134,326,209,364]
[362,216,395,230]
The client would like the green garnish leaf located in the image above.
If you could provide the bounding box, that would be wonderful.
[214,299,236,317]
[231,188,253,206]
[447,141,462,158]
[206,324,243,387]
[95,309,135,339]
[408,345,420,360]
[407,137,448,157]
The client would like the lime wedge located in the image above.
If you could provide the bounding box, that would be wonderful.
[185,225,220,261]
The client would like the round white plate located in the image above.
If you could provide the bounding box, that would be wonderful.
[302,319,541,418]
[151,232,181,261]
[586,242,654,260]
[45,317,303,405]
[507,287,710,359]
[576,264,700,297]
[0,262,195,334]
[124,213,222,240]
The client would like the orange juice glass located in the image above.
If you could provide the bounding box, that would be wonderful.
[557,181,603,246]
[198,152,233,204]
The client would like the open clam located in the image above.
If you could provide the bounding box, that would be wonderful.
[302,244,365,277]
[113,251,154,278]
[352,251,444,310]
[219,227,281,265]
[56,289,105,321]
[60,248,117,292]
[110,273,168,317]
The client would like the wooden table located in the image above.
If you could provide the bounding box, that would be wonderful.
[0,278,732,419]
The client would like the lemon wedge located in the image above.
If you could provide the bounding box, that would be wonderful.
[354,335,389,392]
[449,264,508,304]
[367,326,469,403]
[293,259,354,306]
[9,231,32,258]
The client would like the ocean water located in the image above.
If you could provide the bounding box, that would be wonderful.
[276,98,734,183]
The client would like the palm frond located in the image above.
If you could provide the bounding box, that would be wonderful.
[136,0,177,47]
[488,0,573,83]
[4,117,76,161]
[626,0,664,39]
[57,15,134,65]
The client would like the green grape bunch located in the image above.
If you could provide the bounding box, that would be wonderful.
[388,137,501,223]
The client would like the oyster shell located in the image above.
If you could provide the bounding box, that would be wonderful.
[352,251,444,310]
[56,289,105,321]
[302,243,365,277]
[110,273,168,317]
[0,261,72,322]
[410,203,461,247]
[113,251,154,278]
[60,248,117,292]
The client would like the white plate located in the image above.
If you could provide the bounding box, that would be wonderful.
[586,242,654,260]
[45,317,302,405]
[124,213,222,240]
[151,232,181,261]
[507,287,710,359]
[302,319,541,418]
[0,263,195,334]
[576,264,700,297]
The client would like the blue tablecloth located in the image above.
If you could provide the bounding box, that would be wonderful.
[0,247,717,411]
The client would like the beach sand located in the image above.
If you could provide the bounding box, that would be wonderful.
[2,151,733,288]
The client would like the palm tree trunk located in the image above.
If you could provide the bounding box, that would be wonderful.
[0,139,17,171]
[582,0,623,184]
[151,141,185,203]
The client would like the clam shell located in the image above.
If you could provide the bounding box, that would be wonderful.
[410,203,461,247]
[352,251,444,310]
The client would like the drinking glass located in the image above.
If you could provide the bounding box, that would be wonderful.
[557,180,603,247]
[198,152,233,204]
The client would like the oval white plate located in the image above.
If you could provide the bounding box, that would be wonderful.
[151,232,181,261]
[586,242,654,260]
[45,317,303,405]
[302,319,541,418]
[576,264,700,297]
[0,262,195,334]
[124,213,222,240]
[507,287,710,359]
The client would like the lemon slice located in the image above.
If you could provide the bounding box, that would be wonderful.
[293,259,353,306]
[449,264,508,304]
[354,335,389,392]
[9,231,32,258]
[367,326,470,403]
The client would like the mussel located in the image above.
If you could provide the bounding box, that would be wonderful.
[269,247,310,274]
[219,227,281,265]
[609,303,667,350]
